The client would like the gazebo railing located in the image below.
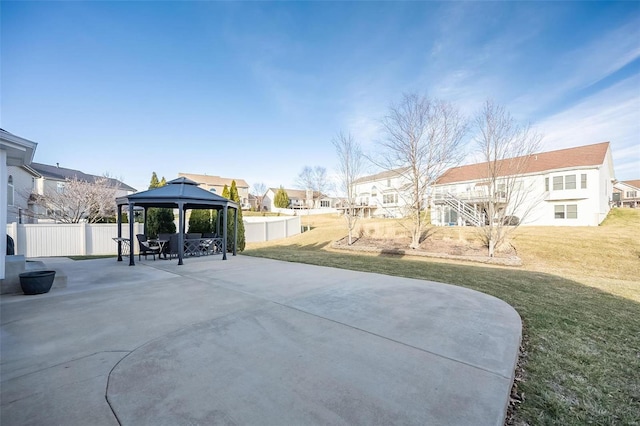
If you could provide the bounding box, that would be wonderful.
[184,237,223,257]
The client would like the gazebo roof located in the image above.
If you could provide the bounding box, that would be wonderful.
[116,177,238,209]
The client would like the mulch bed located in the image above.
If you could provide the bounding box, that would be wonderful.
[332,236,522,267]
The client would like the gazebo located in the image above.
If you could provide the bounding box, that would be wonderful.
[115,177,239,266]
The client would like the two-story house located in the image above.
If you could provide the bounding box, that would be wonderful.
[613,180,640,208]
[6,164,40,224]
[11,162,137,223]
[431,142,616,227]
[262,188,337,212]
[2,129,37,280]
[349,168,411,218]
[178,173,250,209]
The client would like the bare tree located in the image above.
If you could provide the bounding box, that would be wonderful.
[251,182,267,211]
[475,100,543,256]
[378,93,468,249]
[33,176,120,223]
[333,131,365,245]
[296,166,330,231]
[296,166,330,209]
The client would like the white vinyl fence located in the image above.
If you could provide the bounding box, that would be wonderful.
[6,222,144,257]
[243,216,302,243]
[7,216,302,257]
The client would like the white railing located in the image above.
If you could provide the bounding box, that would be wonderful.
[439,193,485,227]
[6,222,145,257]
[270,207,338,216]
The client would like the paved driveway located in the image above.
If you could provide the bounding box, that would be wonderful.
[1,255,521,425]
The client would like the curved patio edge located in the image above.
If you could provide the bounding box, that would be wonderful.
[107,255,522,425]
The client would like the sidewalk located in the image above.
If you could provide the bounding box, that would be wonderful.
[1,255,521,425]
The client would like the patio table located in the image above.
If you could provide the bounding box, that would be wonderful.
[148,239,169,259]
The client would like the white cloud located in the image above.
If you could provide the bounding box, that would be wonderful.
[511,17,640,117]
[536,75,640,180]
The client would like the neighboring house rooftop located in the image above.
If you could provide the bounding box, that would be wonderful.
[269,188,307,199]
[268,188,327,200]
[30,162,137,192]
[437,142,611,185]
[622,180,640,189]
[178,173,249,189]
[354,167,409,184]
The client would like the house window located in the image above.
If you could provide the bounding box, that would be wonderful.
[371,186,378,197]
[387,179,391,187]
[545,177,549,192]
[565,175,576,190]
[56,182,65,193]
[627,191,638,198]
[553,176,563,190]
[581,174,587,189]
[383,193,398,204]
[555,204,578,219]
[320,200,330,208]
[554,205,565,219]
[7,175,14,206]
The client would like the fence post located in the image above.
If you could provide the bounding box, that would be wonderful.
[79,223,87,255]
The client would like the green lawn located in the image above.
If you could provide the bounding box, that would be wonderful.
[244,208,640,425]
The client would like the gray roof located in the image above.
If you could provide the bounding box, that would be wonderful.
[117,177,238,210]
[31,162,136,192]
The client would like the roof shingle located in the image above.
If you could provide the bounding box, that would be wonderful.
[178,173,249,189]
[623,180,640,189]
[437,142,610,185]
[31,162,136,192]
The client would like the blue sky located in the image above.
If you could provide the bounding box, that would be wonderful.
[2,2,639,193]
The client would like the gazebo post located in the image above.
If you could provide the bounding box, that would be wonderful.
[117,205,122,261]
[178,202,184,265]
[222,206,228,260]
[143,207,148,236]
[233,207,238,256]
[128,203,135,266]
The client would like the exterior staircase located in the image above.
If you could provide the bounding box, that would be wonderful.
[440,192,485,227]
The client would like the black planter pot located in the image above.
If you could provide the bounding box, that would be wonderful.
[19,271,56,295]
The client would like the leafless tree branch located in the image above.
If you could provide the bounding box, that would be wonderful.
[475,100,543,256]
[333,131,365,245]
[376,93,469,249]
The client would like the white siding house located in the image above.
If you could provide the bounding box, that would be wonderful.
[1,129,37,279]
[6,165,40,224]
[613,180,640,208]
[263,188,338,214]
[350,168,411,218]
[431,142,616,227]
[28,162,137,223]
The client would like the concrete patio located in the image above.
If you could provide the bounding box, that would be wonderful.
[1,255,521,425]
